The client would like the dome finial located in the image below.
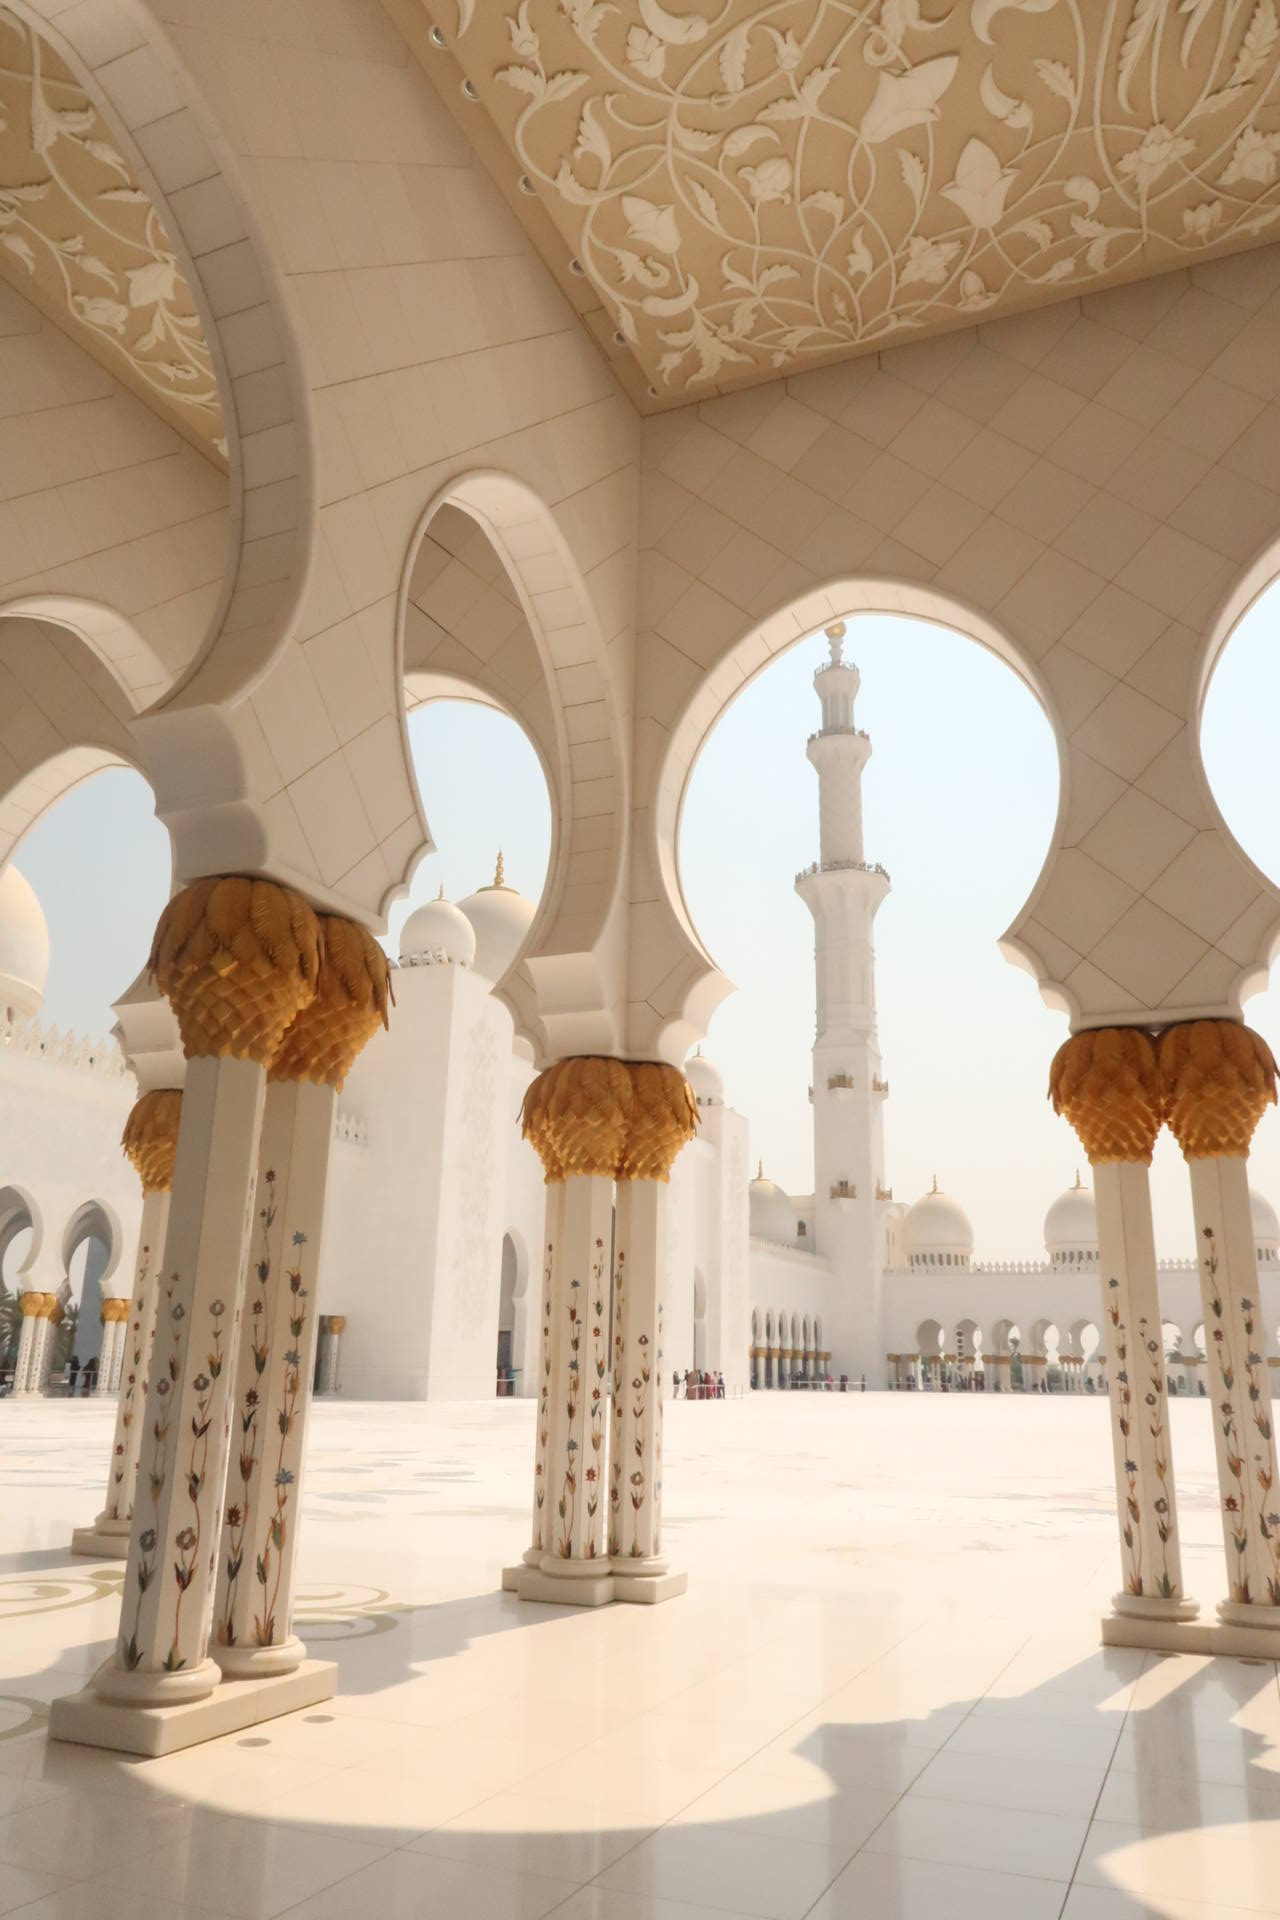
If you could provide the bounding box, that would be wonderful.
[494,849,505,888]
[1073,1167,1083,1189]
[930,1172,939,1194]
[757,1159,763,1181]
[437,882,444,901]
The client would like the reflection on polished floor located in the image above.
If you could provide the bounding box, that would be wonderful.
[2,1392,1279,1920]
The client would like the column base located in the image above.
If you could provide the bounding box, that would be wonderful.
[212,1635,306,1679]
[514,1557,615,1608]
[1111,1591,1200,1624]
[49,1659,336,1757]
[94,1656,224,1708]
[500,1544,545,1592]
[612,1567,687,1606]
[1102,1614,1280,1658]
[69,1513,131,1560]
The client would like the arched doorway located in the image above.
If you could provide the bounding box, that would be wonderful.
[0,1187,37,1383]
[497,1232,519,1397]
[59,1200,120,1382]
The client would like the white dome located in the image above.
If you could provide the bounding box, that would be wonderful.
[0,865,48,1019]
[1252,1188,1280,1258]
[903,1180,973,1267]
[399,895,476,967]
[750,1164,796,1244]
[457,855,535,984]
[686,1050,724,1106]
[1045,1173,1098,1260]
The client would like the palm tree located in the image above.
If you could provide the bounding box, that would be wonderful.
[0,1281,20,1376]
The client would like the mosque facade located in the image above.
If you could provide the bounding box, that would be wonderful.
[9,631,1277,1406]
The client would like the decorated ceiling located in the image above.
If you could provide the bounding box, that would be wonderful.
[0,9,225,461]
[418,0,1280,407]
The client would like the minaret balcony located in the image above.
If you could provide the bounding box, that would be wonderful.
[795,858,889,884]
[826,1074,855,1102]
[829,1180,857,1211]
[872,1077,889,1097]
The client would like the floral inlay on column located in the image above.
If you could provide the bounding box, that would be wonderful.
[533,1238,554,1554]
[96,876,322,1709]
[610,1063,698,1585]
[255,1231,307,1646]
[1051,1025,1194,1625]
[211,914,390,1678]
[1161,1020,1280,1628]
[217,1172,276,1649]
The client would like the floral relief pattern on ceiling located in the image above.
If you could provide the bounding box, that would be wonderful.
[437,0,1280,397]
[0,10,225,461]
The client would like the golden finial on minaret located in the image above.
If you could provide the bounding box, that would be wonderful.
[756,1160,763,1180]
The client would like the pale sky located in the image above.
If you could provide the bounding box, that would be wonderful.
[12,594,1280,1262]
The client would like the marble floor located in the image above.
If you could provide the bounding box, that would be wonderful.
[1,1391,1278,1920]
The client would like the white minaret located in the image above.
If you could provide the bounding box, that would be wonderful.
[794,623,890,1384]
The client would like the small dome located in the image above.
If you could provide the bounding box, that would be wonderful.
[457,852,535,984]
[1045,1172,1098,1262]
[400,894,476,967]
[0,865,48,1020]
[686,1049,724,1107]
[903,1178,973,1269]
[1252,1188,1279,1261]
[750,1163,796,1243]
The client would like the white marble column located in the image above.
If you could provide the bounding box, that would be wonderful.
[94,1053,268,1704]
[1094,1161,1194,1622]
[12,1293,50,1394]
[609,1177,685,1602]
[1052,1027,1197,1642]
[97,1303,127,1394]
[73,1187,173,1556]
[504,1185,562,1588]
[1160,1021,1280,1645]
[38,1300,62,1390]
[214,1079,336,1676]
[520,1173,615,1606]
[1189,1154,1280,1627]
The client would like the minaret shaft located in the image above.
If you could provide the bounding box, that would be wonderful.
[794,624,889,1383]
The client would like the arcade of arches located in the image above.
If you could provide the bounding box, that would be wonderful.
[8,14,1280,1903]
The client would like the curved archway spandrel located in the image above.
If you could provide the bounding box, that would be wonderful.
[8,0,317,718]
[394,471,631,1058]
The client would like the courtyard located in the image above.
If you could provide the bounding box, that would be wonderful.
[2,1392,1278,1919]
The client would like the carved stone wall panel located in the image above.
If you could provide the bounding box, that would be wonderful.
[0,9,225,461]
[422,0,1280,407]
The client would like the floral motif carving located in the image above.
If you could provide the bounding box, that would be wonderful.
[1202,1222,1280,1605]
[0,10,224,456]
[440,0,1280,397]
[1105,1278,1177,1600]
[533,1238,554,1552]
[554,1235,607,1558]
[217,1172,275,1647]
[254,1228,308,1646]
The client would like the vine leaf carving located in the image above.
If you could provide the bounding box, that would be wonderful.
[457,0,1280,398]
